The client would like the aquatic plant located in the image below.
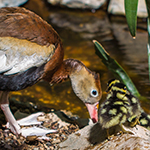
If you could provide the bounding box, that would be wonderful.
[125,0,150,79]
[93,0,150,99]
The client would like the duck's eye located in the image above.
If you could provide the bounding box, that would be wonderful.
[91,89,98,97]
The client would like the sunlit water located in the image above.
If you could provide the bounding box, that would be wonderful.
[9,1,150,119]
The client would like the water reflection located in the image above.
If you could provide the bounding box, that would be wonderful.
[9,1,150,118]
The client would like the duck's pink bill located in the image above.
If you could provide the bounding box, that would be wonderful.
[85,102,99,123]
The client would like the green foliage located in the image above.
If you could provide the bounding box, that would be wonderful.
[125,0,150,80]
[94,1,150,102]
[124,0,138,38]
[145,0,150,79]
[93,40,140,98]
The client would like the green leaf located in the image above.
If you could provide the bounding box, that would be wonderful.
[124,0,138,38]
[145,0,150,80]
[93,40,140,98]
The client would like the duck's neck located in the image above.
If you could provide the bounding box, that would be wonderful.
[49,59,87,84]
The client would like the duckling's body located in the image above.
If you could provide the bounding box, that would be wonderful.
[99,79,142,131]
[0,7,102,135]
[99,82,132,129]
[125,93,142,126]
[100,79,150,138]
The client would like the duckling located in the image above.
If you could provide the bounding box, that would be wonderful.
[99,82,131,131]
[107,79,142,126]
[99,79,142,136]
[0,7,102,135]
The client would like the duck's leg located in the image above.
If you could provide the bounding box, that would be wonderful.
[0,91,21,135]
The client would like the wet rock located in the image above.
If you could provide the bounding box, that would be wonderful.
[59,124,95,150]
[47,0,106,9]
[93,134,150,150]
[0,0,28,7]
[59,123,150,149]
[108,0,147,18]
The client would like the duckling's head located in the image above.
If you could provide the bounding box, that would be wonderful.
[106,79,120,92]
[111,82,127,94]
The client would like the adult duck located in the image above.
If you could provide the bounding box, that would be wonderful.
[0,7,102,135]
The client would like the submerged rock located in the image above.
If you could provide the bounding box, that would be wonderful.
[47,0,106,9]
[0,0,28,7]
[47,0,147,18]
[108,0,147,18]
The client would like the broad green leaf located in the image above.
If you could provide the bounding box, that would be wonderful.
[125,0,138,38]
[145,0,150,80]
[93,40,140,98]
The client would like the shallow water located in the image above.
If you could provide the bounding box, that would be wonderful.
[9,1,150,119]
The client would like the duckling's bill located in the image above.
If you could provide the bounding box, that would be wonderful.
[85,102,99,123]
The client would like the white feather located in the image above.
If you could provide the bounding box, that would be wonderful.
[0,37,55,75]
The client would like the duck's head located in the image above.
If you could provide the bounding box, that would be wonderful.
[49,59,102,123]
[68,60,102,123]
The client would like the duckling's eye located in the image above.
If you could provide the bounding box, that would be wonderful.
[124,86,127,90]
[91,89,98,97]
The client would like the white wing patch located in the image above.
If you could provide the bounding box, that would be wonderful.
[0,37,55,75]
[0,51,13,73]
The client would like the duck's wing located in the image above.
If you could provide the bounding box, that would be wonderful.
[0,7,60,75]
[0,37,55,75]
